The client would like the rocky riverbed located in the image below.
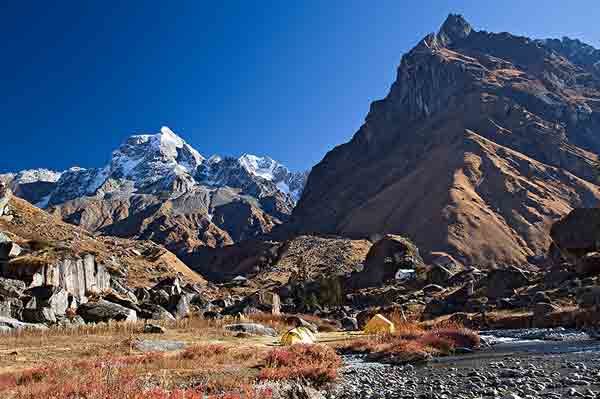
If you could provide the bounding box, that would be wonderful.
[329,329,600,399]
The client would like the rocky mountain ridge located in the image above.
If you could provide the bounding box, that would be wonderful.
[1,127,308,257]
[291,14,600,267]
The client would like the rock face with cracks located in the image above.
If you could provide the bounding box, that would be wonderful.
[290,14,600,267]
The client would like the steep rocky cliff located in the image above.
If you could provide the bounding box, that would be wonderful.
[291,15,600,266]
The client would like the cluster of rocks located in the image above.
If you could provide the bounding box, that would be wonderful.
[330,351,600,399]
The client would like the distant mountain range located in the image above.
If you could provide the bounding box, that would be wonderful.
[1,127,308,256]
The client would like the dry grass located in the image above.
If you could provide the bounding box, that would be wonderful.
[0,311,349,398]
[0,315,278,376]
[0,345,269,399]
[2,313,297,342]
[0,341,343,398]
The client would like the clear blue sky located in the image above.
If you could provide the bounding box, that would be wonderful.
[2,1,598,173]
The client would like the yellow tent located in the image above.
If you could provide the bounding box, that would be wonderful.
[363,314,395,334]
[280,326,316,345]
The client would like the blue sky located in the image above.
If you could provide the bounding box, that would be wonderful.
[2,1,599,173]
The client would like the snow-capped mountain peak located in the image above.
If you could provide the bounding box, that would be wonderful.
[6,126,308,207]
[110,126,204,179]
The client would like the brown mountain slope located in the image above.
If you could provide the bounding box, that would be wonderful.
[291,15,600,266]
[1,196,206,287]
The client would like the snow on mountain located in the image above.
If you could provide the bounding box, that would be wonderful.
[11,169,62,184]
[111,127,204,179]
[8,127,307,207]
[238,154,308,202]
[238,154,287,181]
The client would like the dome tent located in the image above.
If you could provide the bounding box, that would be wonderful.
[363,314,395,334]
[280,326,316,345]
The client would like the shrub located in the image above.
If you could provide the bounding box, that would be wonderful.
[338,324,480,363]
[428,327,480,349]
[259,344,341,387]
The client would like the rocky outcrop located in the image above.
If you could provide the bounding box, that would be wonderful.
[0,182,10,217]
[290,14,600,267]
[550,208,600,260]
[0,196,207,289]
[1,254,110,298]
[351,235,425,288]
[479,266,530,299]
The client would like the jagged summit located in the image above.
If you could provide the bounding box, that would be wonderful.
[437,14,473,45]
[5,127,306,206]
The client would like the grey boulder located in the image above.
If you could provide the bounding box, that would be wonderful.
[341,317,358,331]
[138,303,175,321]
[78,299,137,323]
[0,315,48,331]
[25,286,68,316]
[223,323,277,337]
[0,277,26,298]
[22,307,57,324]
[143,323,166,334]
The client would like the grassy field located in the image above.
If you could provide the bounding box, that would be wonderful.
[0,314,478,398]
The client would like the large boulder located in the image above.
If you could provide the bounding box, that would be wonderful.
[427,264,455,286]
[25,286,68,316]
[138,303,175,321]
[173,294,191,319]
[0,298,23,319]
[152,277,182,297]
[577,286,600,308]
[351,235,425,288]
[222,291,281,316]
[550,208,600,260]
[22,307,57,324]
[482,266,529,299]
[248,291,281,315]
[0,315,48,331]
[0,277,26,298]
[0,232,13,261]
[103,291,140,312]
[575,252,600,276]
[78,299,137,323]
[223,323,277,337]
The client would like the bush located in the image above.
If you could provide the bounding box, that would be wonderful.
[259,344,341,386]
[427,328,480,349]
[338,324,480,363]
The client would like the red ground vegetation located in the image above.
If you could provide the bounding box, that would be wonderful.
[339,322,480,364]
[259,344,342,387]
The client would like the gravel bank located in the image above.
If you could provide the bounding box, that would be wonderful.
[329,330,600,399]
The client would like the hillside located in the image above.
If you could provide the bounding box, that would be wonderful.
[291,15,600,266]
[0,196,205,287]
